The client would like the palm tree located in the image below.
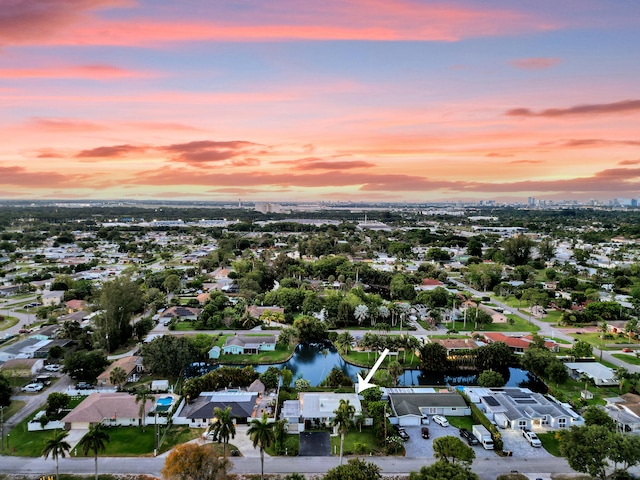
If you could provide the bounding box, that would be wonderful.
[247,413,275,480]
[211,406,236,457]
[135,388,153,431]
[332,399,355,464]
[42,429,71,480]
[109,366,127,390]
[334,331,355,356]
[388,360,404,387]
[354,304,369,326]
[78,423,110,480]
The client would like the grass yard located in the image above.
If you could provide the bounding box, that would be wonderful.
[611,353,640,366]
[0,315,19,331]
[217,344,294,364]
[329,428,384,456]
[450,314,539,333]
[446,416,473,431]
[537,432,562,457]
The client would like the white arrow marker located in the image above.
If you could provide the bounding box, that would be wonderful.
[357,348,389,394]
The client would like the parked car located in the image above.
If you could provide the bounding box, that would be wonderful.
[523,429,542,447]
[459,428,479,445]
[76,382,94,390]
[393,425,410,441]
[21,383,44,392]
[432,415,450,427]
[44,364,62,372]
[622,348,633,353]
[421,427,430,439]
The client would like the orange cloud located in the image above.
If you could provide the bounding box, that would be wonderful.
[619,159,640,165]
[0,64,153,80]
[26,118,107,132]
[506,99,640,118]
[159,140,263,166]
[511,57,560,70]
[0,165,83,187]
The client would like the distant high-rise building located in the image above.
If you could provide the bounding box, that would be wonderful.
[528,197,535,206]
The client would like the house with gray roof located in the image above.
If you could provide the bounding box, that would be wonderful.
[176,391,259,428]
[388,389,470,426]
[565,361,618,387]
[463,387,583,431]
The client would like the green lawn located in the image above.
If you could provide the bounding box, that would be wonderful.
[450,315,539,333]
[217,344,294,364]
[329,427,384,456]
[611,353,640,366]
[0,315,19,331]
[446,416,473,431]
[537,432,562,457]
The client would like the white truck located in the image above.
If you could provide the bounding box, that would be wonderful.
[472,424,494,450]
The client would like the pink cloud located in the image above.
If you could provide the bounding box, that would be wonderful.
[159,140,263,166]
[511,57,560,70]
[2,1,547,47]
[619,159,640,166]
[506,99,640,118]
[26,118,107,132]
[75,144,146,158]
[0,165,83,187]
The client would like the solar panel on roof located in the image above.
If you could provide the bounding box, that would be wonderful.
[515,399,537,404]
[483,396,500,406]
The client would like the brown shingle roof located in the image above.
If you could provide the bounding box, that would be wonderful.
[62,392,159,423]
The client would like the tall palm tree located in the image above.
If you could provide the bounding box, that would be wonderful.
[78,423,110,480]
[247,413,275,480]
[334,331,354,356]
[42,429,71,480]
[388,360,404,387]
[135,388,153,431]
[331,399,355,464]
[109,366,127,390]
[211,406,236,457]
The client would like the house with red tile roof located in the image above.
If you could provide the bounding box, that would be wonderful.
[481,332,558,353]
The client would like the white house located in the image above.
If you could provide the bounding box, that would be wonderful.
[388,389,470,427]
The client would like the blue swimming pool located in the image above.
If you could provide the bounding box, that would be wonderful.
[157,396,173,407]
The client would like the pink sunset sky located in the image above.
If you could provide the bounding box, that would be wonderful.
[1,0,640,203]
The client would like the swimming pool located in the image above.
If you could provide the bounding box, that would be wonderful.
[157,396,173,406]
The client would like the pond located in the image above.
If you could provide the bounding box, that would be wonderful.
[220,342,546,392]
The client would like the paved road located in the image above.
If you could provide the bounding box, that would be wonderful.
[0,451,580,479]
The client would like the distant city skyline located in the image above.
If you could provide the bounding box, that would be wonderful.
[1,1,640,203]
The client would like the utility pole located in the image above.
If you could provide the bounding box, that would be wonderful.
[1,405,4,451]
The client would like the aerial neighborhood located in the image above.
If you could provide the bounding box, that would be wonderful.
[2,201,640,479]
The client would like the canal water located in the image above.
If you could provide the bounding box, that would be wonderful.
[220,342,545,391]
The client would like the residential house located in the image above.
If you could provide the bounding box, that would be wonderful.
[604,393,640,434]
[298,392,362,430]
[159,306,201,322]
[0,358,44,377]
[565,361,619,387]
[431,338,479,356]
[96,355,144,387]
[463,387,583,431]
[65,299,88,312]
[388,388,471,426]
[41,290,65,306]
[62,392,161,430]
[222,334,276,355]
[246,305,285,320]
[415,278,445,292]
[208,346,221,360]
[175,391,259,427]
[482,332,559,353]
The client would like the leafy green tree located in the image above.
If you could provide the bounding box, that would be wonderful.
[409,459,478,480]
[247,414,275,480]
[546,359,569,386]
[280,367,293,388]
[475,342,512,372]
[361,386,383,403]
[558,425,615,480]
[141,335,196,377]
[42,429,71,480]
[78,423,110,480]
[537,238,556,261]
[63,350,109,382]
[0,372,11,407]
[95,275,143,351]
[477,370,505,387]
[570,340,593,358]
[502,235,534,266]
[418,342,448,372]
[162,274,181,295]
[324,458,382,480]
[211,406,236,457]
[292,315,327,343]
[583,405,616,430]
[334,331,355,355]
[432,436,476,465]
[332,399,356,464]
[45,392,70,417]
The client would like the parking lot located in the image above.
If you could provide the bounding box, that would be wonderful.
[400,423,553,460]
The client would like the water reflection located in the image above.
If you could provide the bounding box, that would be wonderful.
[220,342,543,391]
